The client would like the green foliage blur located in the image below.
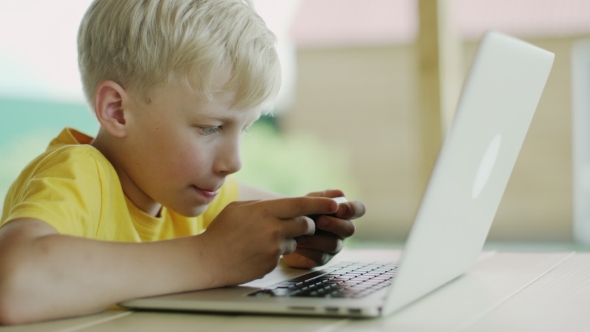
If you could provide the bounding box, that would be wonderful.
[236,118,359,198]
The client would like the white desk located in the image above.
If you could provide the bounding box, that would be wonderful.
[4,249,590,331]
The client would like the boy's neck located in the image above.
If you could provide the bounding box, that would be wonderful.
[91,130,163,217]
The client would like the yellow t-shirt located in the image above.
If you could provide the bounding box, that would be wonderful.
[0,128,239,242]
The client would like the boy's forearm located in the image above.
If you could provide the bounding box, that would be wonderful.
[0,219,219,325]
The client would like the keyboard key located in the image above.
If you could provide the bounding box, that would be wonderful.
[248,262,398,298]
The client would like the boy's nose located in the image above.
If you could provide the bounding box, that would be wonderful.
[215,139,242,175]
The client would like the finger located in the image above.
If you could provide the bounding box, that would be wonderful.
[281,238,298,255]
[306,189,345,198]
[264,197,338,219]
[315,216,355,239]
[291,248,334,267]
[295,233,344,254]
[334,201,366,220]
[230,199,261,206]
[281,216,315,239]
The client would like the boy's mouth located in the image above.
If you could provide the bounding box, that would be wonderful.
[190,185,219,200]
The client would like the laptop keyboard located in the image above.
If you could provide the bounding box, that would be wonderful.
[248,262,396,299]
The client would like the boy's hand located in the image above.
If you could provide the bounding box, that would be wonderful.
[282,189,366,269]
[201,197,339,286]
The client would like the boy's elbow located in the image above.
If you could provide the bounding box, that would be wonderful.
[0,282,56,326]
[0,219,60,325]
[0,274,23,325]
[0,241,51,326]
[0,298,23,326]
[0,301,35,326]
[0,258,33,325]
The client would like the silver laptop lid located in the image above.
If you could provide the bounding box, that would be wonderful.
[383,31,554,315]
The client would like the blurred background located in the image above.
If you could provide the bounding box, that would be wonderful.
[1,0,590,248]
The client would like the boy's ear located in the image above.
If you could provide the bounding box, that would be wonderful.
[94,81,130,138]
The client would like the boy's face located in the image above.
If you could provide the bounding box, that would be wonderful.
[119,83,260,217]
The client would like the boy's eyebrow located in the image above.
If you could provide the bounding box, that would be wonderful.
[191,112,261,124]
[191,113,236,122]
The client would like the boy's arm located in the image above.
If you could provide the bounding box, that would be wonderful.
[0,218,218,325]
[0,197,338,325]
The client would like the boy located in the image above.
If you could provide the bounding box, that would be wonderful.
[0,0,365,325]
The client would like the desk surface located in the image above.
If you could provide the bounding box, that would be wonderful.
[4,249,590,332]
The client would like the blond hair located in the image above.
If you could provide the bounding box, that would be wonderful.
[78,0,281,110]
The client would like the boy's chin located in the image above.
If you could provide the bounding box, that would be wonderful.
[171,204,209,217]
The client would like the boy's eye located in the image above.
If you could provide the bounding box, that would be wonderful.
[198,126,221,135]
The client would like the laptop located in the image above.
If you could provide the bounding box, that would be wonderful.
[120,31,555,317]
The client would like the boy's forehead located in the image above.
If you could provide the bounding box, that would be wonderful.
[149,82,231,108]
[147,83,261,121]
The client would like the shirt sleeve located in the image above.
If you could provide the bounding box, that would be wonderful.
[2,146,103,238]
